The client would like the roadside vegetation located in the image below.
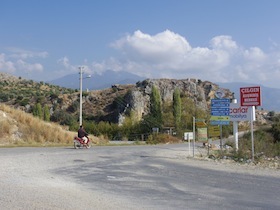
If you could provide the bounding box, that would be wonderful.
[0,104,77,146]
[215,114,280,164]
[1,75,279,165]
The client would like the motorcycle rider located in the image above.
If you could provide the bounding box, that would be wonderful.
[78,125,89,144]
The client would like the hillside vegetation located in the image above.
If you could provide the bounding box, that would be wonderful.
[0,103,100,146]
[0,103,72,146]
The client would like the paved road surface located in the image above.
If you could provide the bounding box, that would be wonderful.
[1,144,279,210]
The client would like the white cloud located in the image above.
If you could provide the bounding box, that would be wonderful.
[109,31,238,79]
[7,47,48,59]
[2,30,280,88]
[112,30,191,64]
[57,56,92,76]
[16,59,43,73]
[243,47,266,62]
[106,30,280,87]
[57,56,73,69]
[0,48,48,78]
[210,35,238,50]
[0,53,16,73]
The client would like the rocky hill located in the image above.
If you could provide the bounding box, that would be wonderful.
[72,78,231,124]
[0,72,234,125]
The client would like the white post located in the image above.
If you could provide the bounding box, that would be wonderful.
[232,97,238,151]
[251,106,255,162]
[79,66,84,126]
[220,125,223,151]
[188,134,190,157]
[193,117,195,157]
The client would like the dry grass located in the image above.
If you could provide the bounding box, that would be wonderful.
[0,104,104,147]
[146,133,182,144]
[0,104,76,146]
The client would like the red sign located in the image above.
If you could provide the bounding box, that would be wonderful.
[240,86,261,106]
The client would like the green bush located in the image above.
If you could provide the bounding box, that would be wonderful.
[0,93,10,102]
[67,101,79,113]
[222,125,232,138]
[270,122,280,143]
[19,98,29,106]
[240,129,279,157]
[51,110,76,126]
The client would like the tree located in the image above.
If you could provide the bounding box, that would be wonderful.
[162,101,174,127]
[150,85,163,127]
[43,104,50,121]
[173,88,182,130]
[33,103,43,119]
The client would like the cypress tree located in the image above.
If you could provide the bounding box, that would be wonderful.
[43,104,50,121]
[173,88,182,130]
[150,85,162,126]
[33,103,43,119]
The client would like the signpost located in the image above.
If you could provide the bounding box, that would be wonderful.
[230,104,254,121]
[240,86,262,162]
[184,132,194,156]
[197,128,208,142]
[210,97,230,151]
[210,99,230,125]
[240,86,261,106]
[208,126,220,137]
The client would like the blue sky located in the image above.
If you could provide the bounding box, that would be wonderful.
[1,0,280,88]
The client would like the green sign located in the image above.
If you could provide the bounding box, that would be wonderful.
[197,128,208,142]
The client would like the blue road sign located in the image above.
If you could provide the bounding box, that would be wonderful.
[211,98,230,116]
[210,120,230,125]
[211,99,230,104]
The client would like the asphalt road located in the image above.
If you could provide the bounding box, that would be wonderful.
[0,144,279,210]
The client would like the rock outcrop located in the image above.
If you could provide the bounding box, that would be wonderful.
[118,78,233,123]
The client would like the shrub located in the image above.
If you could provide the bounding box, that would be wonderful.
[240,129,278,157]
[51,110,76,126]
[19,98,30,106]
[270,122,280,143]
[0,93,10,102]
[67,101,79,113]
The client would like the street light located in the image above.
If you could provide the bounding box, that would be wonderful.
[79,66,91,126]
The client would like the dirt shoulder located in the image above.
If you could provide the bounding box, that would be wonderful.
[154,146,280,178]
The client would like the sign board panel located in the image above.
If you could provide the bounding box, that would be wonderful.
[152,127,159,133]
[211,99,231,106]
[230,104,255,121]
[240,86,261,106]
[211,99,230,125]
[184,132,193,140]
[215,89,225,99]
[196,121,207,127]
[210,120,230,125]
[211,99,230,116]
[197,128,208,142]
[210,116,230,121]
[208,126,220,137]
[195,119,207,127]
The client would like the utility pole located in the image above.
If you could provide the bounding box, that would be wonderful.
[79,66,84,126]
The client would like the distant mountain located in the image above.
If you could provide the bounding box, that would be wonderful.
[48,70,146,90]
[218,82,280,112]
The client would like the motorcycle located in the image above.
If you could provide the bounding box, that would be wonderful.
[73,136,91,149]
